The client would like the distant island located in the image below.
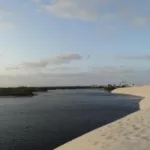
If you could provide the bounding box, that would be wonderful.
[0,87,47,97]
[0,84,130,97]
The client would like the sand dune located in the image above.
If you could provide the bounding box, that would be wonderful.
[56,86,150,150]
[113,85,150,110]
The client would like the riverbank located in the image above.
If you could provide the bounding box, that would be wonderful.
[0,87,50,97]
[113,85,150,110]
[0,85,118,97]
[56,85,150,150]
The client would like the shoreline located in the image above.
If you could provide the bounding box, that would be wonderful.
[55,86,150,150]
[112,85,150,110]
[0,85,121,97]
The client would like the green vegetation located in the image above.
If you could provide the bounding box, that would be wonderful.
[0,87,34,97]
[103,85,117,92]
[0,84,128,97]
[0,87,48,97]
[103,84,129,92]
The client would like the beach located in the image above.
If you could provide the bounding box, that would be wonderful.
[56,86,150,150]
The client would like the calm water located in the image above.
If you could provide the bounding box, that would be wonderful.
[0,89,141,150]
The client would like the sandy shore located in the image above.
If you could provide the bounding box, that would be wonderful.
[55,86,150,150]
[113,85,150,110]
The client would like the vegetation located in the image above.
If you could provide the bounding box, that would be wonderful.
[0,87,48,97]
[0,84,129,97]
[103,85,117,92]
[0,87,34,97]
[103,84,129,92]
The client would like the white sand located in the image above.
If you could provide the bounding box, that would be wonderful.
[113,85,150,110]
[55,86,150,150]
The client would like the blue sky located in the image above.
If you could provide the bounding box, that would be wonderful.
[0,0,150,86]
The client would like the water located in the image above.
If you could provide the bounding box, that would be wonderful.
[0,89,141,150]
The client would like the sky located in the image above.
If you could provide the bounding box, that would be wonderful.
[0,0,150,86]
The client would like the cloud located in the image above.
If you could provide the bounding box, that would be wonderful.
[133,17,150,27]
[32,0,42,4]
[0,7,14,29]
[49,66,80,72]
[1,66,146,86]
[42,0,100,21]
[32,0,150,29]
[4,65,138,85]
[51,52,82,64]
[91,66,136,76]
[0,7,11,16]
[6,66,20,70]
[118,55,150,61]
[6,52,83,70]
[2,64,150,86]
[22,60,48,69]
[0,21,14,29]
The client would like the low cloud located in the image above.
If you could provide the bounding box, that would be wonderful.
[6,66,20,70]
[0,7,14,29]
[91,66,136,76]
[49,66,80,72]
[0,68,147,87]
[133,17,150,27]
[32,0,150,29]
[32,0,42,4]
[0,7,11,15]
[3,65,143,86]
[6,52,83,70]
[0,21,14,29]
[22,60,48,69]
[118,55,150,61]
[42,0,100,21]
[51,53,82,64]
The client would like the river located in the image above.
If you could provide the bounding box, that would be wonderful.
[0,89,141,150]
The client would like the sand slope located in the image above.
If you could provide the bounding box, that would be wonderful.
[113,85,150,110]
[56,86,150,150]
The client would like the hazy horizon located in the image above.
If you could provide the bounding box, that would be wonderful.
[1,0,150,86]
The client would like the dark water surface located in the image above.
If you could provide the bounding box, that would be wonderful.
[0,89,141,150]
